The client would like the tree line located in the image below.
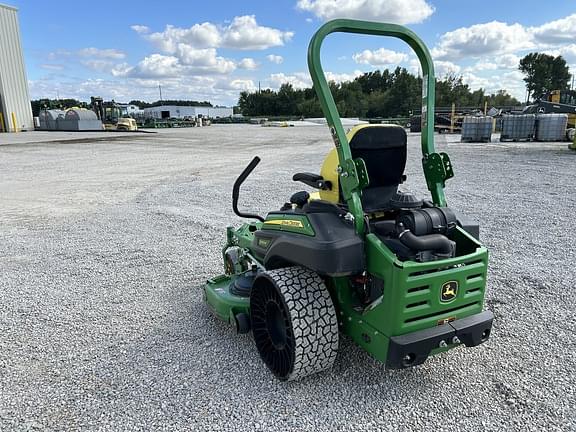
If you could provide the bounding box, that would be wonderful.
[238,67,520,118]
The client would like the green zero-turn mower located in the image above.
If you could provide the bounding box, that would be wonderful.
[203,19,494,381]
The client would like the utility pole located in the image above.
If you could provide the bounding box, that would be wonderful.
[257,81,261,116]
[159,83,163,104]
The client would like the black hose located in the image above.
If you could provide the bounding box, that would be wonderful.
[398,229,454,255]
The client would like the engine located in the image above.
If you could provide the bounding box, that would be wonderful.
[373,192,459,263]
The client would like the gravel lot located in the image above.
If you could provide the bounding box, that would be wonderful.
[1,125,575,431]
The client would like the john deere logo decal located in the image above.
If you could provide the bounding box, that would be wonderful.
[440,281,458,303]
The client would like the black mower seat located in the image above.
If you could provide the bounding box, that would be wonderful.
[349,125,407,213]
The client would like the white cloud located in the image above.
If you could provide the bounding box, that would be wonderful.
[40,64,64,71]
[238,58,259,70]
[78,48,126,59]
[265,70,361,90]
[267,72,312,89]
[464,54,521,74]
[215,79,257,91]
[559,45,576,63]
[81,60,116,72]
[266,54,284,64]
[502,70,524,82]
[472,62,498,71]
[144,16,292,52]
[29,75,242,106]
[129,16,290,81]
[352,48,407,67]
[46,49,72,60]
[113,48,236,79]
[531,14,576,45]
[543,44,576,64]
[48,15,295,106]
[112,54,183,78]
[296,0,434,24]
[147,23,221,52]
[434,60,461,77]
[221,15,293,50]
[130,25,150,34]
[408,58,421,75]
[325,70,363,83]
[432,21,533,61]
[425,13,576,95]
[111,63,133,77]
[457,70,526,101]
[497,54,521,69]
[493,70,526,100]
[175,45,236,74]
[126,54,182,78]
[461,72,492,91]
[30,78,135,102]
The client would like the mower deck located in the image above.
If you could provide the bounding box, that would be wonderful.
[204,275,249,327]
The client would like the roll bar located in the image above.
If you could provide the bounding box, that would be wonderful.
[307,19,446,235]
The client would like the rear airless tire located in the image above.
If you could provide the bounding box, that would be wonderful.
[250,266,339,381]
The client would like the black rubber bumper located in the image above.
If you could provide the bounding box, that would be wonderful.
[386,310,494,369]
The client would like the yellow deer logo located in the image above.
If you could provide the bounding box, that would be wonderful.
[441,281,458,302]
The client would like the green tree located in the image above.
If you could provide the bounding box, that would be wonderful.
[277,84,303,115]
[486,90,520,106]
[386,67,421,116]
[519,53,571,101]
[356,70,392,94]
[237,68,522,117]
[365,91,391,117]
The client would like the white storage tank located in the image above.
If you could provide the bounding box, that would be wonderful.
[0,4,34,132]
[58,109,103,131]
[39,109,66,130]
[500,114,536,141]
[461,116,493,143]
[536,114,568,142]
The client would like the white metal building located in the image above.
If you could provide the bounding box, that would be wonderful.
[0,3,33,132]
[142,105,233,119]
[118,104,143,116]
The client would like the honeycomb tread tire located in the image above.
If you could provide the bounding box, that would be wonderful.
[250,266,339,381]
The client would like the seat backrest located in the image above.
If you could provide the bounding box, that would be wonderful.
[349,125,407,187]
[349,125,407,212]
[316,124,408,212]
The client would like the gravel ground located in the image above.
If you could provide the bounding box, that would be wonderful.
[0,125,575,431]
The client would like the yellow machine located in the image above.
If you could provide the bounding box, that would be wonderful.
[548,90,576,105]
[526,90,576,129]
[116,118,138,131]
[91,97,138,131]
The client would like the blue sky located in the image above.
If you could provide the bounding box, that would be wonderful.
[8,0,576,105]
